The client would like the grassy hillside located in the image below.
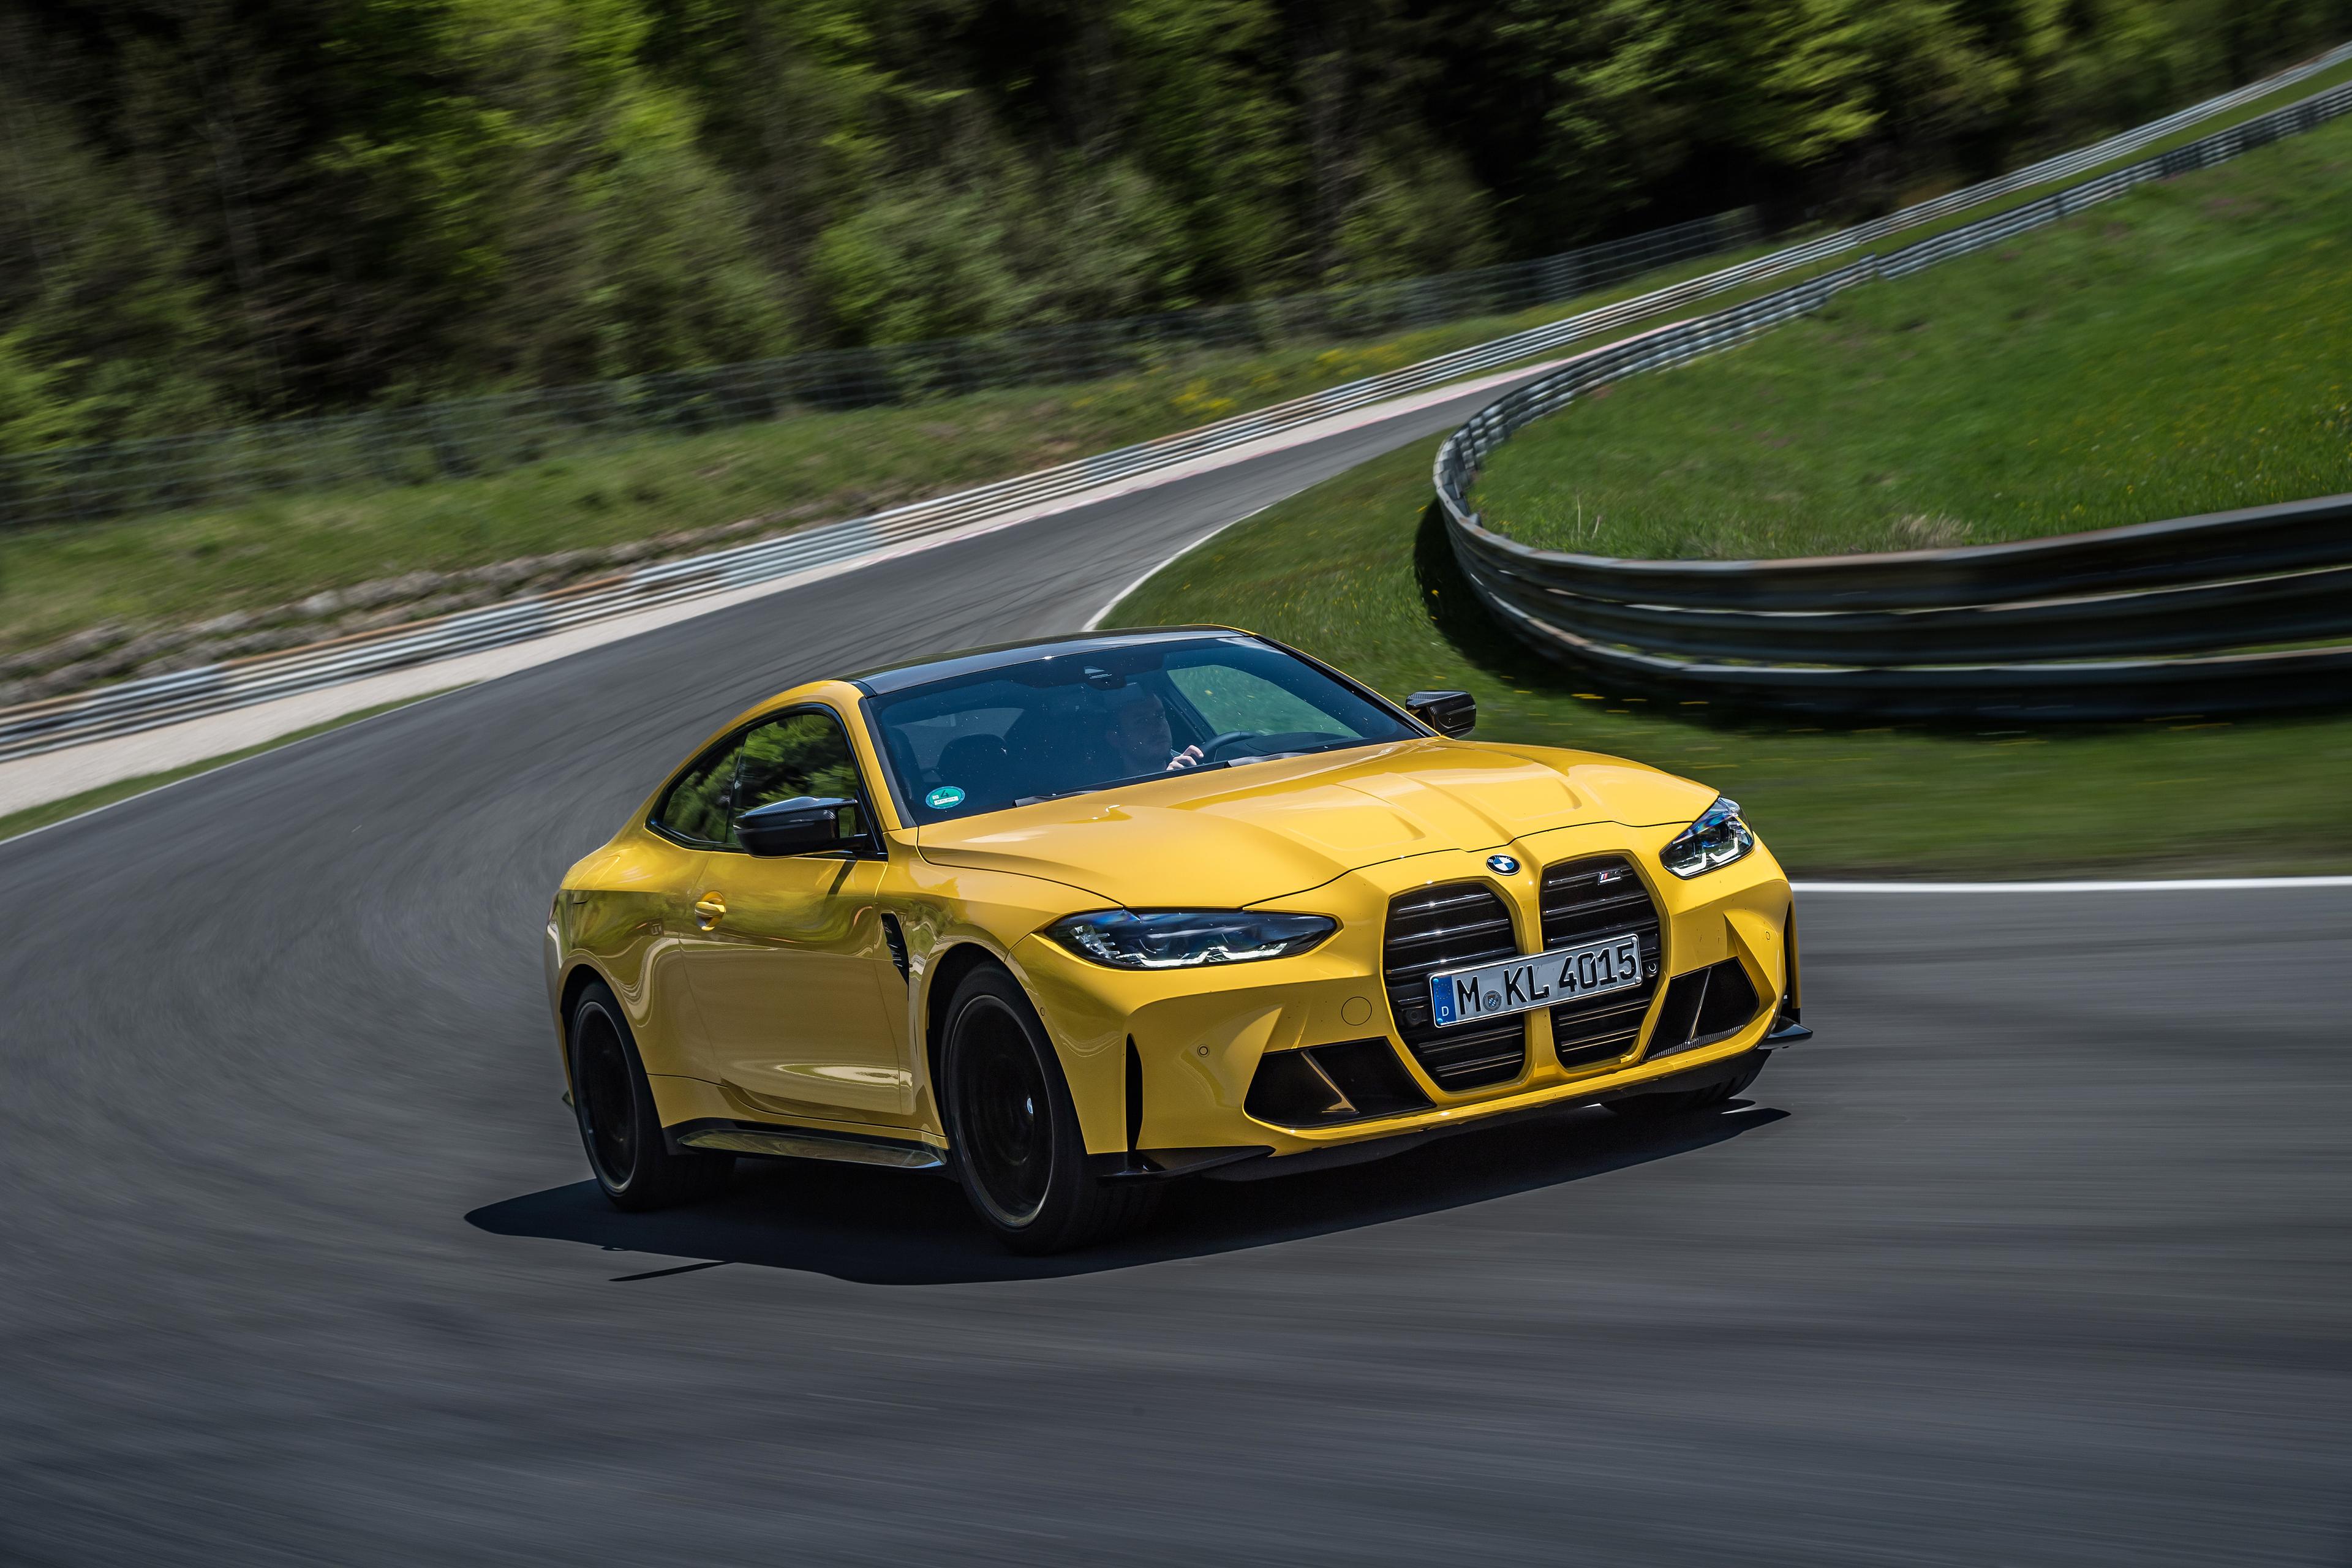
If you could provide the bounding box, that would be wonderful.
[1473,111,2352,560]
[1109,437,2352,877]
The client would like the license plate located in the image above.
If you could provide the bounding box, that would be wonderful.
[1429,933,1645,1028]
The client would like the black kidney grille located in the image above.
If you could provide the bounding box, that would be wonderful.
[1540,856,1665,1071]
[1382,883,1527,1091]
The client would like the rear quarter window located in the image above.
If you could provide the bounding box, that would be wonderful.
[653,734,746,847]
[733,710,864,811]
[651,707,869,849]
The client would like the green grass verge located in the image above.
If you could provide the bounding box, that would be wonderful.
[0,689,456,846]
[1476,109,2352,558]
[1109,437,2352,877]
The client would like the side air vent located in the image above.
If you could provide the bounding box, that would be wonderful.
[1539,856,1665,1071]
[1245,1039,1434,1127]
[1382,883,1527,1091]
[879,913,910,981]
[1648,959,1763,1061]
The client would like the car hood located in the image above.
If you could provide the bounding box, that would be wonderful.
[911,738,1717,907]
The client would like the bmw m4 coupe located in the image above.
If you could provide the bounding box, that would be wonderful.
[546,628,1806,1252]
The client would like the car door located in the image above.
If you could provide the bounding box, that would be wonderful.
[674,706,911,1124]
[625,736,758,1079]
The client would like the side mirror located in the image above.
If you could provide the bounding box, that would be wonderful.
[1404,690,1476,737]
[736,796,865,857]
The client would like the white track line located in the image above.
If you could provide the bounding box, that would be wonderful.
[1796,877,2352,892]
[1082,504,1273,631]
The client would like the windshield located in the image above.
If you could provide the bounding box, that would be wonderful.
[866,635,1420,825]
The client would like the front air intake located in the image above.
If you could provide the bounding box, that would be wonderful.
[1539,856,1665,1070]
[1245,1039,1433,1127]
[1382,883,1527,1091]
[1648,959,1763,1061]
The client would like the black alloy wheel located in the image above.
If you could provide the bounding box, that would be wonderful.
[575,1003,639,1185]
[568,980,733,1211]
[955,995,1056,1226]
[940,963,1158,1254]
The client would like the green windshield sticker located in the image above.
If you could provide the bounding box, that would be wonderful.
[926,785,966,809]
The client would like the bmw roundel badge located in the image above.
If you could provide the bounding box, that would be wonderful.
[1487,854,1520,875]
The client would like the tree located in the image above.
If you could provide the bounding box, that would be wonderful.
[2,0,2345,439]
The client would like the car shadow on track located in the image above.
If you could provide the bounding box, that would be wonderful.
[467,1099,1786,1286]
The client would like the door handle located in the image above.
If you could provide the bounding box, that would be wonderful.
[693,893,726,930]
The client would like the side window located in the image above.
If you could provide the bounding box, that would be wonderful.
[653,731,750,848]
[734,710,864,815]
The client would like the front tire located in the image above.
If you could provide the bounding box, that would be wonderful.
[568,979,732,1211]
[940,965,1157,1254]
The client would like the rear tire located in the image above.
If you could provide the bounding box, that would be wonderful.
[940,965,1158,1254]
[569,979,733,1211]
[1609,1054,1766,1120]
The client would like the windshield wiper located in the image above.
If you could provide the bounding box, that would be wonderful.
[1010,739,1379,804]
[1220,737,1379,767]
[1014,759,1232,807]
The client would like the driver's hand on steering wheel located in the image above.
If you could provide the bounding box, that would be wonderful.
[1166,744,1205,771]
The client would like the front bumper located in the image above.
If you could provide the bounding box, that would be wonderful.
[1207,1042,1782,1182]
[1012,818,1795,1164]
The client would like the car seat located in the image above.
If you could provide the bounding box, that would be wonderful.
[933,733,1018,808]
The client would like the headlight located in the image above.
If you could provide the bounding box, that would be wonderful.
[1046,910,1337,969]
[1660,796,1754,879]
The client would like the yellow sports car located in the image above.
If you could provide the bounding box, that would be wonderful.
[546,629,1805,1252]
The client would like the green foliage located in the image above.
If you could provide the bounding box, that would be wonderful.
[0,88,222,442]
[1474,110,2352,559]
[2,0,2348,437]
[1103,0,1300,295]
[1335,137,1502,282]
[0,330,96,454]
[584,79,791,374]
[810,155,1188,342]
[312,0,786,387]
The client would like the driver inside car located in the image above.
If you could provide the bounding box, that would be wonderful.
[1104,687,1205,774]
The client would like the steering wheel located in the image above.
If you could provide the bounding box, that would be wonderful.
[1199,730,1259,761]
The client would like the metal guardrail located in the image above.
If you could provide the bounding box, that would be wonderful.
[0,211,1757,529]
[1433,80,2352,722]
[4,43,2349,763]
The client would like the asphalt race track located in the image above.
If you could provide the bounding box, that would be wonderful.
[4,386,2348,1566]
